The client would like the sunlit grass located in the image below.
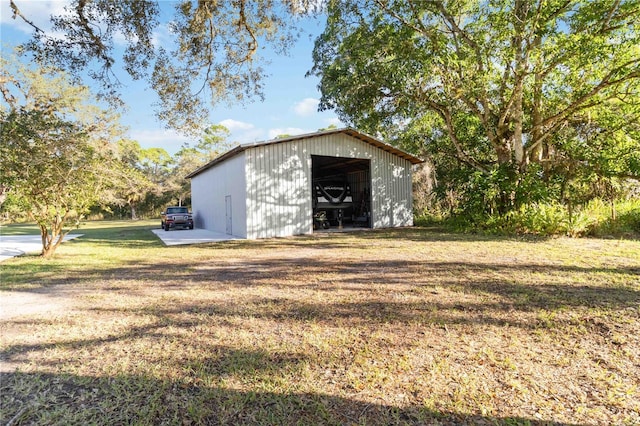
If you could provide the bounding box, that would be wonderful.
[1,221,639,425]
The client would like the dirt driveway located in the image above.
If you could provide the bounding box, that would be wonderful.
[0,234,83,325]
[0,288,76,321]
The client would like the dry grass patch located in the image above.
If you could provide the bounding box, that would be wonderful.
[1,222,639,425]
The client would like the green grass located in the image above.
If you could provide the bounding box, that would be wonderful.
[1,221,639,425]
[0,222,42,236]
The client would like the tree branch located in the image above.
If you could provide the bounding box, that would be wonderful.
[9,0,44,33]
[237,0,258,61]
[427,100,490,173]
[541,61,640,131]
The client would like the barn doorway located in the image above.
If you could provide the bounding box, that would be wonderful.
[311,155,371,232]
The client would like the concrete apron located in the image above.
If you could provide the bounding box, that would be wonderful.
[151,228,240,246]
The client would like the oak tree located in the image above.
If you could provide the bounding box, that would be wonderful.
[310,0,640,211]
[0,56,122,257]
[10,0,319,134]
[111,139,157,220]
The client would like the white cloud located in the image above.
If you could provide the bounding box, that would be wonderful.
[218,119,266,143]
[292,98,320,117]
[268,127,308,140]
[113,29,133,46]
[325,117,344,128]
[150,22,175,49]
[219,119,255,132]
[235,128,266,143]
[128,128,193,154]
[1,1,69,35]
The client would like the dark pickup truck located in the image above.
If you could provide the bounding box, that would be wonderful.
[161,206,194,231]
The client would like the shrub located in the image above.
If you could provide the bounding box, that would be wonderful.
[418,198,640,238]
[586,198,640,237]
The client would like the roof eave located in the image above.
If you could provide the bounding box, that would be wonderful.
[186,127,424,179]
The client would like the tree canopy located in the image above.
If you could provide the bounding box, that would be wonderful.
[167,124,235,207]
[9,0,319,134]
[0,55,123,257]
[311,0,640,214]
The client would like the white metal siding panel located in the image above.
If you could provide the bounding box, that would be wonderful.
[246,134,413,238]
[242,132,414,239]
[190,152,247,237]
[245,142,309,239]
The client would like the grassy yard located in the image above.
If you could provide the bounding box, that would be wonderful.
[1,221,639,425]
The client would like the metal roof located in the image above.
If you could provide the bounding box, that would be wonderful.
[185,127,424,179]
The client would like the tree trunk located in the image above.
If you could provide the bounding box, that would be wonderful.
[40,224,60,258]
[0,185,9,208]
[40,224,49,256]
[39,214,67,258]
[529,33,546,167]
[611,199,616,221]
[495,138,513,165]
[512,0,528,169]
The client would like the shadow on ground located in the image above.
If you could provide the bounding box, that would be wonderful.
[3,254,638,314]
[1,226,637,424]
[0,371,574,425]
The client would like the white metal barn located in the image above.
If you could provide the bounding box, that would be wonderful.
[186,128,423,239]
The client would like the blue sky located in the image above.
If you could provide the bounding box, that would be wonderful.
[0,1,342,155]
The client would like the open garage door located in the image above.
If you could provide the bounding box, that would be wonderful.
[311,155,371,231]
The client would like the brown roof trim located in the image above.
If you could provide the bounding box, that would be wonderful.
[185,127,424,179]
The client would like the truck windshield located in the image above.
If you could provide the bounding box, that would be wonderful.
[168,207,188,214]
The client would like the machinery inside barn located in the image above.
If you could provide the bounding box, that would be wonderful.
[312,155,371,230]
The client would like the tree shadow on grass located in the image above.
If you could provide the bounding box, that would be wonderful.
[359,227,542,243]
[1,254,638,327]
[1,226,637,424]
[0,371,577,425]
[159,227,522,252]
[1,255,636,424]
